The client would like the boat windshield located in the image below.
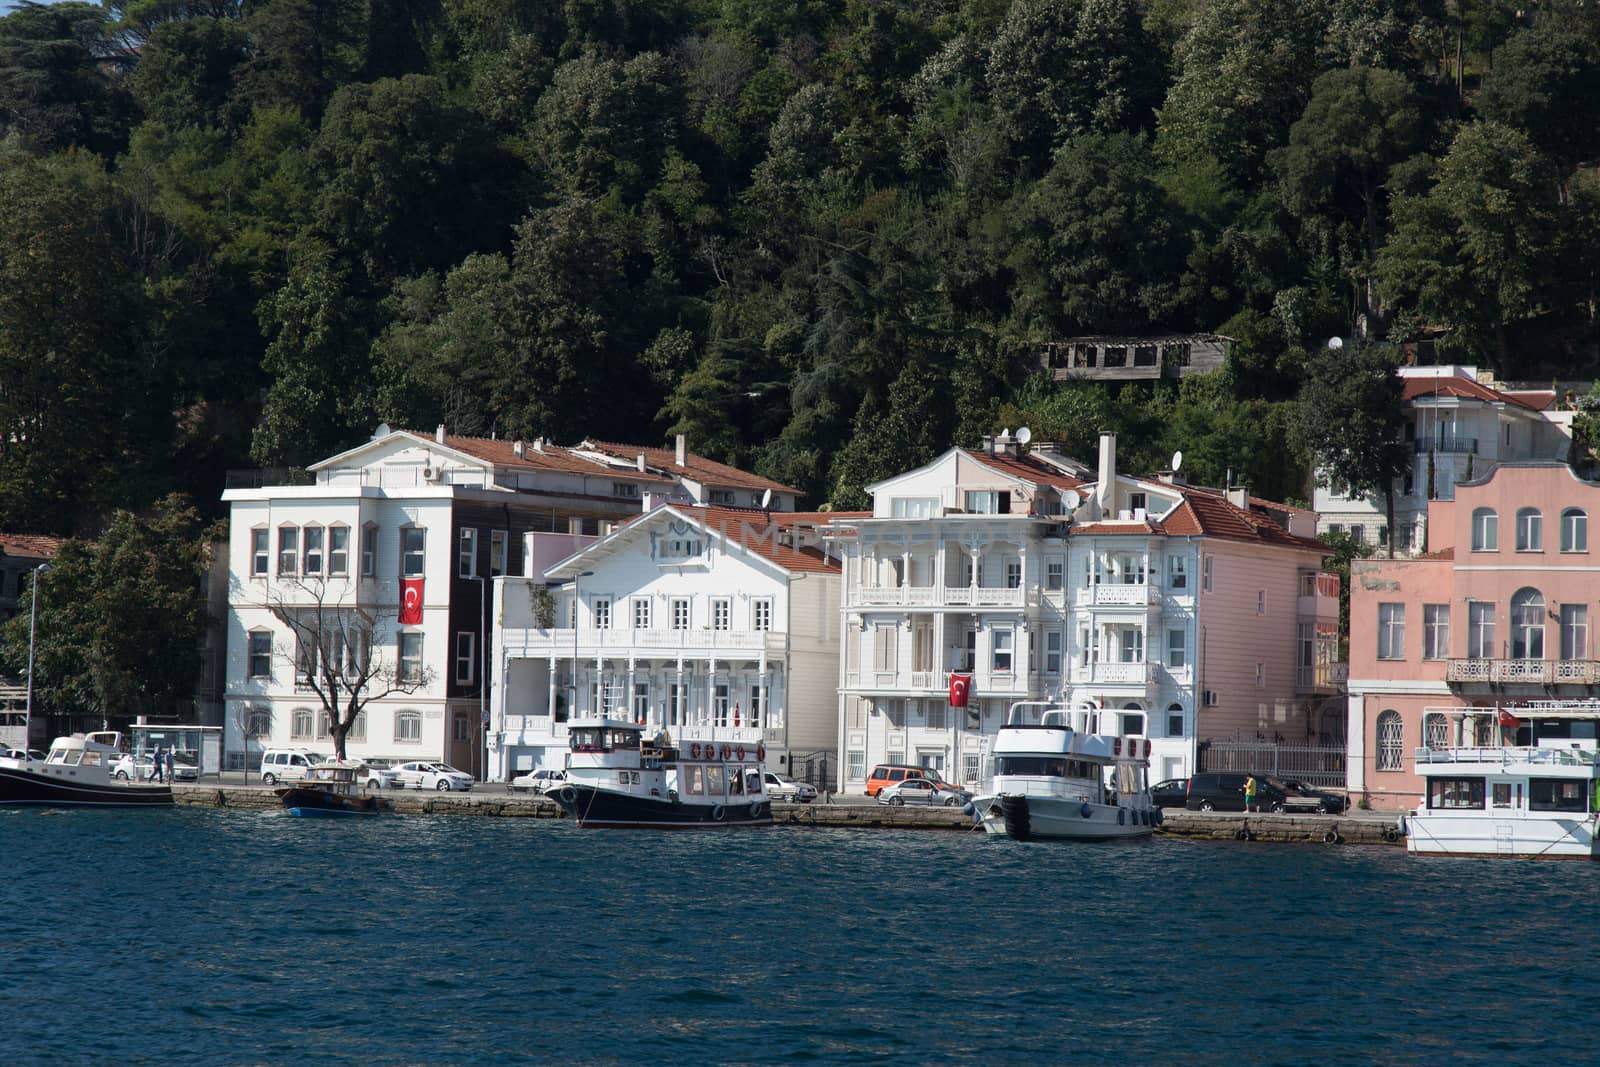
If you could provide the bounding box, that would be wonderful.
[995,756,1099,779]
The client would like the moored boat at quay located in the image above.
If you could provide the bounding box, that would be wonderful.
[971,702,1158,842]
[1406,702,1600,859]
[549,718,773,829]
[277,762,394,817]
[0,731,173,808]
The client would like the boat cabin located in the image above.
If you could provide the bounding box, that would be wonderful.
[45,731,127,768]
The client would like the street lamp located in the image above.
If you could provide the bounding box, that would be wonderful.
[24,562,50,749]
[571,571,594,721]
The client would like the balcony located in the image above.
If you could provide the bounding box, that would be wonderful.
[1446,659,1600,686]
[851,585,1024,609]
[1413,436,1477,455]
[844,668,1040,695]
[1092,583,1157,607]
[1081,661,1153,686]
[1297,572,1340,622]
[502,627,786,659]
[1296,662,1349,694]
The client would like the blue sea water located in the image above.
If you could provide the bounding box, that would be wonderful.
[2,809,1596,1066]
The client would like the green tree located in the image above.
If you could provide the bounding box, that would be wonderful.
[234,0,368,119]
[1295,341,1409,557]
[1478,25,1600,178]
[0,1,132,154]
[1377,121,1556,366]
[1271,66,1424,334]
[128,15,250,131]
[0,496,213,728]
[828,360,952,508]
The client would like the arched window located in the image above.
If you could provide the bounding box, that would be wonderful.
[394,709,422,743]
[1424,712,1448,751]
[1562,508,1588,553]
[1511,588,1545,659]
[1119,702,1145,737]
[1166,702,1185,738]
[290,707,314,740]
[1376,710,1404,771]
[1516,507,1543,551]
[1471,508,1497,551]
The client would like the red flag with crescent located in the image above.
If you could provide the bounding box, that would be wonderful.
[1497,709,1522,728]
[949,673,972,708]
[400,578,424,624]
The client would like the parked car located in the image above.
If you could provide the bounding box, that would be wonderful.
[1,747,33,762]
[1150,778,1190,808]
[110,754,196,782]
[259,749,327,786]
[351,762,400,790]
[865,764,958,798]
[1274,777,1347,814]
[391,761,474,791]
[510,769,567,794]
[877,778,969,807]
[762,772,818,803]
[1184,771,1289,813]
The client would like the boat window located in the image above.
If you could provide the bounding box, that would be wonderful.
[683,764,704,794]
[1532,720,1598,741]
[63,749,83,766]
[994,756,1097,778]
[706,765,725,797]
[1529,778,1588,812]
[569,728,605,752]
[1427,777,1485,809]
[608,729,639,748]
[1491,783,1512,808]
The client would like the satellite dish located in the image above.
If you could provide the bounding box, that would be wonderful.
[760,488,773,510]
[1327,336,1344,351]
[1059,488,1081,512]
[1016,426,1032,445]
[1171,450,1183,473]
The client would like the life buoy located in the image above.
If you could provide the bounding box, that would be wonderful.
[1322,829,1340,844]
[711,804,726,821]
[756,743,766,761]
[690,742,701,759]
[720,743,731,761]
[559,786,577,805]
[736,744,746,761]
[749,802,762,819]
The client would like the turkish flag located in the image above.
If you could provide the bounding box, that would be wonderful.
[949,673,972,708]
[1497,709,1522,728]
[399,578,424,624]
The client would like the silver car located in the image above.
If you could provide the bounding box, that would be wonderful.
[762,772,818,803]
[877,778,969,807]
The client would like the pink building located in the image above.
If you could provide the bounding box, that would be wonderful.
[1347,461,1600,809]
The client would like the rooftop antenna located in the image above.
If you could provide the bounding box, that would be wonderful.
[1171,450,1183,473]
[1016,426,1033,447]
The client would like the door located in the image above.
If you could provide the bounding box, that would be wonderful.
[450,711,477,777]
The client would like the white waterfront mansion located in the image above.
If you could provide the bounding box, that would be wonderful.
[490,505,844,785]
[833,432,1340,792]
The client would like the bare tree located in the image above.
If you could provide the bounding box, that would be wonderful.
[265,578,433,761]
[232,702,272,782]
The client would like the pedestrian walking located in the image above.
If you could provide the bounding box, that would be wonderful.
[1244,774,1257,813]
[164,749,174,783]
[151,744,165,783]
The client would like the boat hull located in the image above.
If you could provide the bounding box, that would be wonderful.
[0,764,173,807]
[973,793,1156,842]
[278,786,393,817]
[552,783,773,829]
[1405,812,1600,859]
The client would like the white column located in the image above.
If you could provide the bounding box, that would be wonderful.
[545,658,556,725]
[675,657,685,728]
[628,656,638,724]
[707,655,716,728]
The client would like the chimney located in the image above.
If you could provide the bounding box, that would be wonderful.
[1227,484,1249,510]
[980,434,995,455]
[636,454,647,472]
[533,437,544,453]
[675,433,687,467]
[435,424,446,444]
[1095,432,1117,516]
[513,440,525,459]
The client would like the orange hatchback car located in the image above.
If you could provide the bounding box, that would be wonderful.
[865,764,955,797]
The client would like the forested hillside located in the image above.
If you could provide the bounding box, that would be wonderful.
[2,0,1598,536]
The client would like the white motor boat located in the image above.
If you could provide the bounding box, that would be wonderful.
[1406,703,1600,859]
[971,702,1158,842]
[0,731,173,807]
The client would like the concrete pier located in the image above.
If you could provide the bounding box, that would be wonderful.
[173,784,1406,844]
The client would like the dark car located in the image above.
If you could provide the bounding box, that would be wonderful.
[1275,777,1347,814]
[1150,778,1189,808]
[1185,771,1288,813]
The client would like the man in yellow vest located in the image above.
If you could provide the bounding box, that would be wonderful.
[1244,774,1258,813]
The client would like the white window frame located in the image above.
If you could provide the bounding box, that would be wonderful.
[1167,628,1186,668]
[400,527,426,577]
[1004,558,1021,589]
[302,525,324,575]
[593,597,611,630]
[1562,508,1588,553]
[633,598,651,629]
[633,682,650,721]
[1511,587,1545,659]
[291,708,314,740]
[1467,602,1496,659]
[1045,557,1064,591]
[1516,508,1542,552]
[277,526,299,576]
[490,529,508,576]
[1561,603,1589,661]
[395,709,422,743]
[328,525,349,576]
[964,490,1000,514]
[992,629,1014,673]
[398,632,423,683]
[1167,555,1187,590]
[1045,631,1063,674]
[455,631,476,686]
[458,527,478,578]
[670,598,690,630]
[250,528,270,577]
[1377,603,1405,660]
[248,631,272,678]
[751,599,772,631]
[711,598,731,631]
[361,523,378,577]
[1201,556,1212,593]
[1422,604,1449,661]
[1471,508,1498,552]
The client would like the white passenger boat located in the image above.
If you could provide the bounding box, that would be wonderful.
[548,719,773,829]
[971,702,1158,841]
[1406,704,1600,859]
[0,731,173,807]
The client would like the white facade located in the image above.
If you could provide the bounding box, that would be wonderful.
[221,427,799,776]
[1314,365,1573,554]
[490,506,842,785]
[835,432,1339,794]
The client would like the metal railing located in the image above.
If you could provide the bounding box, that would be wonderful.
[1446,659,1600,685]
[1414,745,1600,767]
[1198,741,1348,789]
[1413,437,1477,455]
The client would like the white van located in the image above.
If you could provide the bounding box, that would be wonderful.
[259,749,326,785]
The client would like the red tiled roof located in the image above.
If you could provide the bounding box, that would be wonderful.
[678,506,842,574]
[0,533,64,558]
[579,440,798,494]
[1401,376,1545,412]
[1077,488,1324,552]
[971,451,1090,490]
[440,435,676,482]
